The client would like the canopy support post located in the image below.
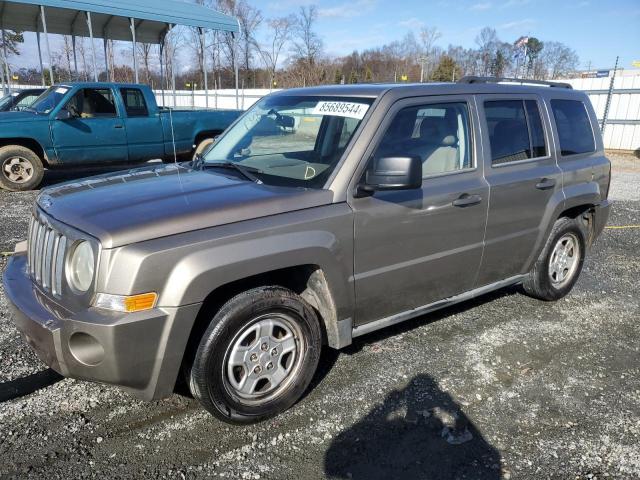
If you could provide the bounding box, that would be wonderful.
[199,27,208,108]
[36,31,45,86]
[159,41,165,107]
[71,35,79,80]
[103,38,110,82]
[130,18,139,83]
[170,24,176,108]
[0,29,8,95]
[85,12,98,82]
[40,6,54,86]
[231,31,239,110]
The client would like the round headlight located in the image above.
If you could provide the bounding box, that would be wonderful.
[68,241,94,292]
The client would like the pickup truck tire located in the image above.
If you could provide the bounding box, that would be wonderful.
[193,138,215,160]
[0,145,44,191]
[523,217,587,301]
[190,286,322,424]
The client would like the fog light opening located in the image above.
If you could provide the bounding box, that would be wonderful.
[69,332,105,366]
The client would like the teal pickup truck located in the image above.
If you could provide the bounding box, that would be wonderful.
[0,83,243,191]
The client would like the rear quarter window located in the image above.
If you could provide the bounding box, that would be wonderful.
[550,99,596,156]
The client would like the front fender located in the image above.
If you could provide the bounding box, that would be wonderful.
[101,204,355,322]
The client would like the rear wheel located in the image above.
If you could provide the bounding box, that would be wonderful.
[0,145,44,191]
[189,286,322,424]
[523,217,587,301]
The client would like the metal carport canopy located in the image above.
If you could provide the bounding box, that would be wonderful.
[0,0,239,43]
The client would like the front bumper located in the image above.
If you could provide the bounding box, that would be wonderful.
[3,253,201,401]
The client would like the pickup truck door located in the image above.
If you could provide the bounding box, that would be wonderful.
[51,87,128,164]
[350,95,489,326]
[474,94,563,287]
[118,87,164,162]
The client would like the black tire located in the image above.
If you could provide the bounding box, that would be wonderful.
[0,145,45,191]
[523,217,587,301]
[190,286,322,424]
[193,138,215,160]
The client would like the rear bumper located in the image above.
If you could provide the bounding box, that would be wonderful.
[592,199,612,242]
[3,253,201,401]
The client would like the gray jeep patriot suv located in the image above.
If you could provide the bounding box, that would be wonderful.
[4,77,611,423]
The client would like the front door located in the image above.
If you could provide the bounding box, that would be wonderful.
[350,96,489,325]
[475,94,563,287]
[52,87,128,164]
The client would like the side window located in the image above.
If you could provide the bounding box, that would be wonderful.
[374,102,472,177]
[66,88,117,118]
[550,99,595,156]
[120,88,149,117]
[15,94,40,109]
[485,99,547,165]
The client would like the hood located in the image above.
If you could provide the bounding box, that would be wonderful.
[38,163,334,248]
[0,111,48,123]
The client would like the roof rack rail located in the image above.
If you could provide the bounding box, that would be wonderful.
[458,76,573,89]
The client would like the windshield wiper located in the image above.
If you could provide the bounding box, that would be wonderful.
[203,160,263,184]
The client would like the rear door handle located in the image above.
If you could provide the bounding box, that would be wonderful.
[452,194,482,207]
[114,124,124,129]
[535,178,556,190]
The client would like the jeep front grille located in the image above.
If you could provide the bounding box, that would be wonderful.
[28,214,67,297]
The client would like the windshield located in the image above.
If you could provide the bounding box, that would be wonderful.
[203,95,373,188]
[29,86,70,114]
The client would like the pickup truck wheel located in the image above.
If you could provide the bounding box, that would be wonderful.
[0,145,44,191]
[190,286,322,424]
[523,217,587,301]
[193,138,214,160]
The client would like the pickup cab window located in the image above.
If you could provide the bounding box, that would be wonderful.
[375,102,472,176]
[485,99,547,164]
[120,88,149,117]
[203,95,373,188]
[65,88,117,118]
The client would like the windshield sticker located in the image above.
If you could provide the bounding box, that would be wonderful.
[55,87,69,94]
[312,101,369,120]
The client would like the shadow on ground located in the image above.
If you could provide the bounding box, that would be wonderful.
[0,368,63,403]
[324,374,503,480]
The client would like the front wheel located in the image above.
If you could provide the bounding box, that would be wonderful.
[0,145,45,191]
[189,287,322,424]
[523,217,587,301]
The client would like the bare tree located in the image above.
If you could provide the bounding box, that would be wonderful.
[539,41,579,79]
[256,16,294,89]
[475,27,498,75]
[137,43,154,85]
[291,5,323,85]
[419,27,441,81]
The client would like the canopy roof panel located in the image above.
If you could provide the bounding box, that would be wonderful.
[0,0,239,43]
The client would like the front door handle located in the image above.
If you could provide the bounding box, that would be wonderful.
[114,124,124,129]
[535,178,556,190]
[452,194,482,207]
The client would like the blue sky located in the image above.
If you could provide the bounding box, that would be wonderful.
[9,0,640,72]
[260,0,639,70]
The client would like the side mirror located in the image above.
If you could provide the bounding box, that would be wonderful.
[358,155,422,195]
[276,114,295,129]
[55,109,73,120]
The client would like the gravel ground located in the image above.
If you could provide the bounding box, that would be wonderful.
[0,154,638,479]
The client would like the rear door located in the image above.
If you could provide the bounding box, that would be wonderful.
[119,87,164,162]
[350,95,489,325]
[52,87,128,164]
[475,94,563,287]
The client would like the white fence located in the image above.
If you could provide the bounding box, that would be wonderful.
[6,77,640,152]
